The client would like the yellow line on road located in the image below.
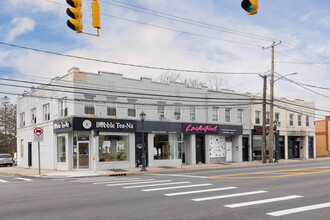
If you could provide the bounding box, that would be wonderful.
[206,167,330,179]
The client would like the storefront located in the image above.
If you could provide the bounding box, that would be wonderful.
[54,118,244,170]
[54,117,136,170]
[182,123,243,164]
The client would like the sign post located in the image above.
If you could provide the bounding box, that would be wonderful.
[33,127,44,175]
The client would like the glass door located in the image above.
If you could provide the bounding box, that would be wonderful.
[73,142,90,169]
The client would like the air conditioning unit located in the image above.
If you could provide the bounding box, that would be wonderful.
[174,115,180,120]
[158,113,165,119]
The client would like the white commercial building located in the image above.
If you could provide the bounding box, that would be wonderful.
[16,68,252,171]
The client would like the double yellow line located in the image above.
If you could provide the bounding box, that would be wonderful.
[205,167,330,179]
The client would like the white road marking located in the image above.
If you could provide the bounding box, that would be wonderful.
[93,178,151,184]
[142,183,212,192]
[0,179,9,183]
[146,173,206,178]
[70,177,136,183]
[225,195,303,208]
[192,190,268,202]
[107,180,172,186]
[124,181,191,189]
[267,202,330,217]
[15,177,33,182]
[164,187,238,196]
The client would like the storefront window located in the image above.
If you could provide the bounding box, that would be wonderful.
[57,136,66,162]
[154,134,180,160]
[99,135,129,162]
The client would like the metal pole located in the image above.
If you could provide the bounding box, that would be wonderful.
[262,75,267,164]
[141,119,147,171]
[93,135,96,173]
[38,141,41,175]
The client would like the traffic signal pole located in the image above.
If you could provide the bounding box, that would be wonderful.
[263,41,281,163]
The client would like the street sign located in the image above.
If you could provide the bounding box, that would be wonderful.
[33,127,44,142]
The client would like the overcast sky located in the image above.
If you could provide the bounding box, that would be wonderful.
[0,0,329,119]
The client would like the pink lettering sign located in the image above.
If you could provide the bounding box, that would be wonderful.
[185,124,218,133]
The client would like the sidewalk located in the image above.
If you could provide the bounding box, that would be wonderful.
[1,157,329,179]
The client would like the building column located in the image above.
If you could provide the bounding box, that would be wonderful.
[303,136,309,159]
[284,135,289,159]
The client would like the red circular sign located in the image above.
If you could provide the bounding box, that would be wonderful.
[34,127,43,136]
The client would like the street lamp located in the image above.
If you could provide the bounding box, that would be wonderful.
[139,111,147,171]
[273,120,278,163]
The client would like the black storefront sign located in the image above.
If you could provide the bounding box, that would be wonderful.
[252,126,270,135]
[182,123,242,135]
[54,117,136,133]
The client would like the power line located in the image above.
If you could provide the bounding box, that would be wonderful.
[0,41,263,75]
[100,0,277,42]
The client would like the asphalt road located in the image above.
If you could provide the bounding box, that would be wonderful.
[1,160,330,220]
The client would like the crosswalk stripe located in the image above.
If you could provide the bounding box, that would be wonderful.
[0,179,9,183]
[124,181,191,189]
[225,195,303,208]
[164,187,238,196]
[107,180,172,186]
[70,177,136,183]
[192,190,268,202]
[146,174,206,178]
[93,178,153,185]
[142,183,212,192]
[267,202,330,217]
[15,177,33,182]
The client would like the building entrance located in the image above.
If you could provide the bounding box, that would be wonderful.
[73,142,90,169]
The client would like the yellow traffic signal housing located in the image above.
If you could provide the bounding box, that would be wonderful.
[66,0,83,33]
[92,0,101,29]
[241,0,258,15]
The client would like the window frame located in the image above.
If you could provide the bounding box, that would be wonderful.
[30,108,36,124]
[225,108,231,123]
[43,104,50,122]
[255,111,261,124]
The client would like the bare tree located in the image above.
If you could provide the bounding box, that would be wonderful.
[156,71,182,84]
[207,75,225,90]
[184,77,206,88]
[0,96,17,154]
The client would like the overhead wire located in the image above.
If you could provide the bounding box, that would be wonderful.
[99,0,277,42]
[0,41,264,75]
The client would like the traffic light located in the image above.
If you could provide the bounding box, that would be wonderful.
[241,0,258,15]
[66,0,83,33]
[92,0,101,29]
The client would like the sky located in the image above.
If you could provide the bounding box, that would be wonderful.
[0,0,329,119]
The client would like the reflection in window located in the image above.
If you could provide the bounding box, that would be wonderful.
[57,136,66,162]
[99,135,129,162]
[153,134,180,160]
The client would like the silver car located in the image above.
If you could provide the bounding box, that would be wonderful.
[0,154,13,166]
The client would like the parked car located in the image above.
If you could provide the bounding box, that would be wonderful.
[0,154,13,166]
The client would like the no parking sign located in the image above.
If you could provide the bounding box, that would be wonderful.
[33,127,44,142]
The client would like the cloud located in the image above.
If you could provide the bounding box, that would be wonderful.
[6,17,36,42]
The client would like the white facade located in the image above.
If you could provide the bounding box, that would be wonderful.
[250,96,315,160]
[16,67,314,171]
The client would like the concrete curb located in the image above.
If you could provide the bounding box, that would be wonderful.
[1,158,329,178]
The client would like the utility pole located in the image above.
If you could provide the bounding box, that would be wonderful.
[262,75,267,164]
[263,41,281,163]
